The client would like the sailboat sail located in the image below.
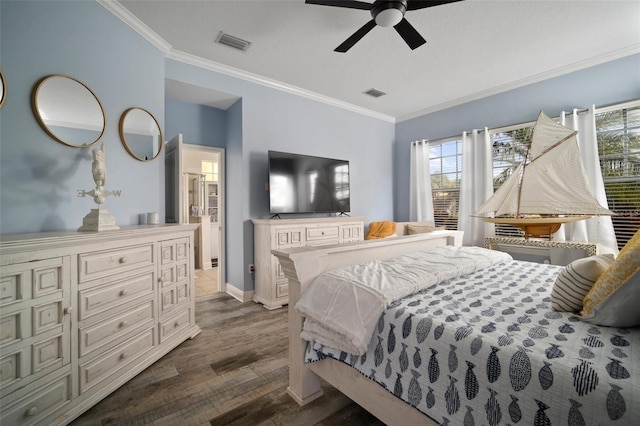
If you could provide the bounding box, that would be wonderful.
[475,111,612,219]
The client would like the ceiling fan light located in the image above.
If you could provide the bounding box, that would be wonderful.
[375,9,403,27]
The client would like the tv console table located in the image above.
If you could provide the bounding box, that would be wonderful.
[0,225,200,425]
[252,216,365,309]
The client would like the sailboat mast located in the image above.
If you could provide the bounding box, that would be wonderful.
[514,147,529,218]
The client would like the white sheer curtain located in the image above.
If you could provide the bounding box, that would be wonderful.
[553,106,619,255]
[458,129,495,246]
[409,140,434,222]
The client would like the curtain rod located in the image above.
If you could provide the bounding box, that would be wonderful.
[423,100,640,146]
[561,107,589,115]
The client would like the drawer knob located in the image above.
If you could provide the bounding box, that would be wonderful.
[64,306,73,315]
[119,289,128,297]
[120,352,127,360]
[26,406,38,417]
[119,321,128,329]
[174,322,180,328]
[119,257,128,264]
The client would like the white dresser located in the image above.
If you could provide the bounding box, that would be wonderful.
[252,217,365,309]
[0,225,200,425]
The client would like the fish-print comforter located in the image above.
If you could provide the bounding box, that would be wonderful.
[305,259,639,425]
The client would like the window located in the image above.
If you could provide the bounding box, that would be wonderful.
[426,100,640,247]
[201,160,218,182]
[489,125,534,237]
[429,139,462,229]
[596,101,640,249]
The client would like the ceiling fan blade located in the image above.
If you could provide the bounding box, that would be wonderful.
[406,0,464,11]
[305,0,372,10]
[335,19,377,52]
[394,18,426,50]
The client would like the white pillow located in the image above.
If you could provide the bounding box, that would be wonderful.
[551,254,614,312]
[581,267,640,327]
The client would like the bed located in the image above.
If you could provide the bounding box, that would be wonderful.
[272,230,639,426]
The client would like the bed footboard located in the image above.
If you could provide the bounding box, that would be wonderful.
[272,231,463,410]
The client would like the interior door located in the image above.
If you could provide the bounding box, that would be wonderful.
[165,134,184,224]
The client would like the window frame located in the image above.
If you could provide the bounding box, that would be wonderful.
[425,100,640,246]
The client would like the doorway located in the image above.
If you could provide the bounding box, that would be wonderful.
[165,135,225,297]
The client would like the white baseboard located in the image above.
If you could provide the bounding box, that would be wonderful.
[225,283,254,303]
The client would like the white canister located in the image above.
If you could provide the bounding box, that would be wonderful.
[147,212,159,225]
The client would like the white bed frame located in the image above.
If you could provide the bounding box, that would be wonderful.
[272,230,463,426]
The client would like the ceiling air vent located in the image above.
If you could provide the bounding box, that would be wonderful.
[215,31,252,52]
[364,88,386,98]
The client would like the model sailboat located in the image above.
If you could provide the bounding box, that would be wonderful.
[475,110,612,239]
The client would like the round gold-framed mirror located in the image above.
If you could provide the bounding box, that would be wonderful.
[32,75,106,147]
[0,68,6,109]
[119,107,163,161]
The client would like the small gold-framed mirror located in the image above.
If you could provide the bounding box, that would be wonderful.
[32,75,106,147]
[119,107,163,161]
[0,68,6,109]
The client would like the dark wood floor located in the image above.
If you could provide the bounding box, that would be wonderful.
[71,293,385,426]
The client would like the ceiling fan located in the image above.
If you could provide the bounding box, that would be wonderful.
[306,0,463,52]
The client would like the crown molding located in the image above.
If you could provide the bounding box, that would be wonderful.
[99,1,638,125]
[98,0,171,54]
[165,50,396,123]
[99,1,395,124]
[397,45,640,123]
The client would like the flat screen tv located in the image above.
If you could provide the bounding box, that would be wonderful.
[268,150,350,214]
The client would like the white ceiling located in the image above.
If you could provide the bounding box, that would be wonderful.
[111,0,640,122]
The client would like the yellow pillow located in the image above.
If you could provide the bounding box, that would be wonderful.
[365,221,397,240]
[581,235,640,317]
[617,228,640,258]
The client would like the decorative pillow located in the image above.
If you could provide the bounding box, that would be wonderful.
[617,228,640,258]
[407,224,445,235]
[551,254,615,312]
[365,221,397,240]
[581,267,640,327]
[581,238,640,319]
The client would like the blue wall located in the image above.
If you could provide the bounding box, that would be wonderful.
[165,98,229,148]
[394,54,640,221]
[165,59,396,290]
[0,1,165,233]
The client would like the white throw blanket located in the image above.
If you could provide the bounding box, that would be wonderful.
[296,246,512,355]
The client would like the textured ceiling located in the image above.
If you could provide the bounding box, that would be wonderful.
[114,0,640,122]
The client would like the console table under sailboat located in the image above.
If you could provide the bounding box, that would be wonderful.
[484,236,599,266]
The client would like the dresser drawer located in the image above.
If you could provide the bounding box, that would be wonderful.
[0,348,22,390]
[79,244,153,283]
[0,371,71,426]
[78,272,155,321]
[276,281,288,298]
[160,238,189,265]
[159,308,191,343]
[0,310,22,347]
[79,327,154,393]
[79,300,154,357]
[1,257,68,308]
[275,228,304,249]
[306,226,339,242]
